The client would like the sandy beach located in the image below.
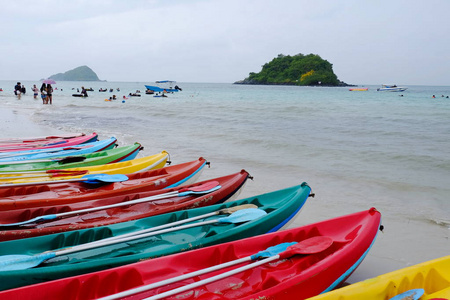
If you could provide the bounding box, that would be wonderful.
[0,107,67,138]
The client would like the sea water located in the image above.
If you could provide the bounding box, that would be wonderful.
[0,80,449,280]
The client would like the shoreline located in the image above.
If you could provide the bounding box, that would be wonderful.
[1,105,449,288]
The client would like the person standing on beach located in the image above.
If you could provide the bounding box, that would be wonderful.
[40,83,47,104]
[32,84,39,99]
[46,84,53,104]
[14,82,21,99]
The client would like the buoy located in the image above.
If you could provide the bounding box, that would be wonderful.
[122,100,125,103]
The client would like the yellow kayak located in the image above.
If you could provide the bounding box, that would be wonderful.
[307,255,450,300]
[0,151,169,185]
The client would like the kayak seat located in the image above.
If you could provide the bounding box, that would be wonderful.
[51,227,114,249]
[0,185,51,197]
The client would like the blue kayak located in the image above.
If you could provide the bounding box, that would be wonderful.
[0,137,117,162]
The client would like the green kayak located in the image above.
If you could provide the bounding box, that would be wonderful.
[0,182,312,291]
[0,143,143,173]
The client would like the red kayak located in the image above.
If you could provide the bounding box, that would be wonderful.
[0,170,250,241]
[0,133,98,152]
[0,158,208,211]
[0,208,381,299]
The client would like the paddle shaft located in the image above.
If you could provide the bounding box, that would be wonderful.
[145,255,280,300]
[0,185,221,227]
[0,177,93,188]
[0,156,86,167]
[83,205,258,248]
[0,147,86,159]
[54,217,237,256]
[0,170,87,180]
[98,256,252,300]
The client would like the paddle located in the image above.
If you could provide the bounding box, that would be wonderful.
[0,156,87,166]
[0,169,90,180]
[0,208,267,271]
[99,236,333,300]
[0,181,222,227]
[389,289,425,300]
[57,204,258,250]
[0,145,89,159]
[0,173,129,188]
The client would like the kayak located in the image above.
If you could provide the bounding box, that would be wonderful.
[0,143,143,173]
[0,151,169,185]
[0,133,85,144]
[0,132,98,152]
[0,206,381,298]
[0,137,118,162]
[0,181,310,291]
[0,158,208,211]
[0,170,250,241]
[306,255,450,300]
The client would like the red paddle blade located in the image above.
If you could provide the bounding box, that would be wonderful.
[279,236,333,259]
[179,181,220,193]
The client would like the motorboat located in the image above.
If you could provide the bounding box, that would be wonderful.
[377,85,407,92]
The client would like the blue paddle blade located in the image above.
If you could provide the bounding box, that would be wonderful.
[0,252,56,271]
[250,242,297,260]
[389,289,425,300]
[0,214,57,227]
[219,208,267,224]
[81,174,129,183]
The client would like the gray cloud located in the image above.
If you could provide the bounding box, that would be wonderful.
[1,0,449,85]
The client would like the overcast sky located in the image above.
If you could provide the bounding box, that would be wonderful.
[1,0,449,85]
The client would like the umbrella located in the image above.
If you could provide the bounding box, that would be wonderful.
[42,79,56,85]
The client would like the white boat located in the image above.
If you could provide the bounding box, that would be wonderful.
[377,85,407,92]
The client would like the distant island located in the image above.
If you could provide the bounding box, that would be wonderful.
[235,53,350,86]
[48,65,102,81]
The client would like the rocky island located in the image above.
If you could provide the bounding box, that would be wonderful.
[235,53,349,86]
[48,65,102,81]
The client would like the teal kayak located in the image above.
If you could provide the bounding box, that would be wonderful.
[0,182,312,291]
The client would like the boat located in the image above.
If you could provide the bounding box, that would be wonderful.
[0,181,310,291]
[0,133,86,144]
[0,132,98,152]
[0,137,118,162]
[0,151,169,185]
[0,170,250,241]
[349,88,368,91]
[0,206,381,297]
[0,143,142,173]
[376,85,407,92]
[0,158,208,211]
[145,80,182,93]
[307,255,450,300]
[72,94,88,97]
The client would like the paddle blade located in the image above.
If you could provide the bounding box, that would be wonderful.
[0,253,55,271]
[81,174,129,183]
[179,181,220,193]
[251,242,297,260]
[389,289,425,300]
[219,204,258,215]
[278,236,334,259]
[218,208,267,224]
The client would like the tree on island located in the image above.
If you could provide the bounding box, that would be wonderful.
[236,53,348,86]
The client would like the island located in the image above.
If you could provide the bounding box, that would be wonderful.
[235,53,349,86]
[48,65,102,81]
